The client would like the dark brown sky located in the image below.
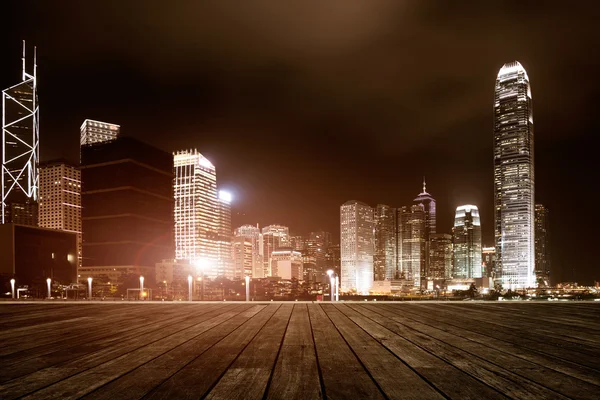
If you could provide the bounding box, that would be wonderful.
[2,1,599,283]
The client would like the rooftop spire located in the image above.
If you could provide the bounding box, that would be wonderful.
[423,176,426,194]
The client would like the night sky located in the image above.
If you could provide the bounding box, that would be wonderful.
[2,1,598,284]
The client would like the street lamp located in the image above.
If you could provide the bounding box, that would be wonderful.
[245,275,250,302]
[188,275,193,302]
[10,279,15,299]
[46,278,52,299]
[335,275,339,302]
[139,276,144,300]
[87,277,93,300]
[327,270,334,302]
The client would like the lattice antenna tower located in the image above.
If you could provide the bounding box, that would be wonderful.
[1,40,39,223]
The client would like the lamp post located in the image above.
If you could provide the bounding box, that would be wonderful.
[327,270,334,302]
[188,275,193,302]
[87,277,93,300]
[139,276,144,300]
[335,275,339,302]
[46,278,52,299]
[10,279,15,299]
[245,275,250,302]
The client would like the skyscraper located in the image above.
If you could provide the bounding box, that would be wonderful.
[231,237,252,279]
[2,42,39,226]
[261,224,289,276]
[429,233,453,280]
[400,205,426,288]
[482,246,496,278]
[305,231,331,279]
[80,119,120,146]
[174,150,221,278]
[234,224,263,278]
[217,190,233,278]
[494,61,535,288]
[453,205,482,279]
[534,204,550,285]
[413,179,436,277]
[38,160,82,269]
[80,137,173,279]
[373,204,396,281]
[340,200,374,293]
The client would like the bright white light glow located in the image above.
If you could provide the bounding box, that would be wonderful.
[219,190,232,203]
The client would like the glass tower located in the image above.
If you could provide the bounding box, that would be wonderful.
[400,205,426,288]
[452,205,482,279]
[494,61,535,289]
[413,179,436,278]
[340,200,374,293]
[373,204,396,281]
[534,204,550,286]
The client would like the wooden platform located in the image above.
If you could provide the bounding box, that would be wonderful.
[0,302,599,399]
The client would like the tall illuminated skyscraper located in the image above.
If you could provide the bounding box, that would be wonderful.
[413,179,436,277]
[261,224,289,276]
[373,204,396,281]
[2,41,39,226]
[80,119,120,146]
[452,205,482,279]
[234,224,263,278]
[534,204,550,285]
[494,61,535,288]
[174,149,220,277]
[217,190,233,278]
[340,200,374,293]
[429,233,452,280]
[400,205,426,288]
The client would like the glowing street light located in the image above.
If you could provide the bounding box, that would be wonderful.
[139,276,144,300]
[46,278,52,299]
[10,278,15,299]
[335,276,339,302]
[327,270,334,302]
[245,275,250,302]
[188,275,193,302]
[87,277,93,300]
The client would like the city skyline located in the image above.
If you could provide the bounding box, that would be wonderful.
[1,2,598,284]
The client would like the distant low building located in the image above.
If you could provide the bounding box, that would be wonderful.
[270,249,303,280]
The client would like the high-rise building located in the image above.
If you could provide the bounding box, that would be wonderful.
[270,249,303,280]
[482,246,496,278]
[400,205,426,288]
[324,243,341,278]
[80,137,173,279]
[494,61,536,289]
[38,160,82,269]
[305,231,331,279]
[340,200,374,293]
[217,190,233,279]
[231,237,252,279]
[174,150,224,278]
[2,42,39,226]
[429,233,453,280]
[452,205,482,279]
[289,235,306,252]
[261,224,289,276]
[534,204,550,285]
[234,224,262,278]
[373,204,396,281]
[80,119,120,146]
[413,179,436,277]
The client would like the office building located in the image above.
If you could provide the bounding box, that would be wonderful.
[261,224,290,276]
[174,149,221,277]
[231,237,253,279]
[413,179,436,277]
[38,160,82,269]
[429,233,453,280]
[305,231,331,279]
[270,249,303,280]
[234,224,263,278]
[400,205,426,288]
[453,205,482,279]
[80,137,173,279]
[340,200,374,293]
[217,190,233,279]
[494,61,536,288]
[535,204,550,285]
[80,119,120,146]
[482,246,496,278]
[373,204,396,281]
[2,42,39,226]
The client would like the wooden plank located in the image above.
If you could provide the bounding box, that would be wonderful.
[338,304,505,399]
[204,304,294,400]
[0,304,229,398]
[264,304,322,400]
[142,304,281,400]
[80,305,267,400]
[308,303,384,399]
[322,304,443,400]
[358,304,570,399]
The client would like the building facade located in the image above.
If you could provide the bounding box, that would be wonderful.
[373,204,396,281]
[38,160,82,269]
[534,204,550,286]
[400,205,426,288]
[261,224,290,277]
[494,61,536,289]
[453,205,482,279]
[217,190,233,278]
[482,246,496,279]
[234,224,263,278]
[231,237,253,279]
[80,137,173,279]
[270,249,303,280]
[429,233,453,280]
[340,200,374,293]
[80,119,120,146]
[413,179,436,277]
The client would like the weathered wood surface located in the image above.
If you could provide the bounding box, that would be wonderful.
[0,302,598,399]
